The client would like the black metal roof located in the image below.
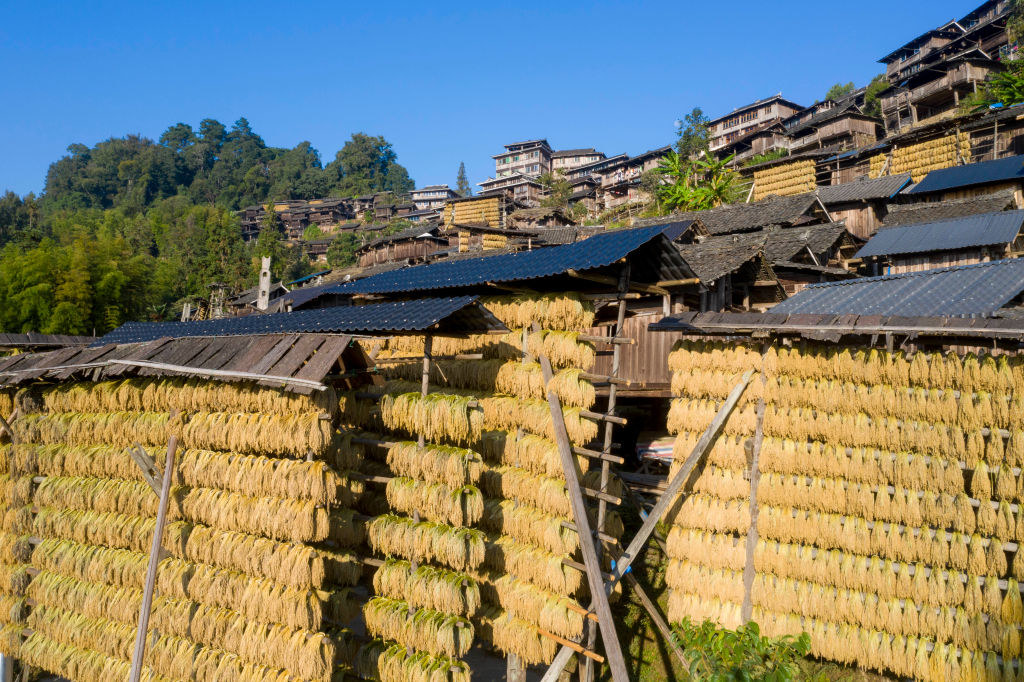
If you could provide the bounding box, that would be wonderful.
[856,210,1024,258]
[816,174,912,204]
[94,297,506,345]
[907,154,1024,195]
[768,259,1024,317]
[323,223,696,296]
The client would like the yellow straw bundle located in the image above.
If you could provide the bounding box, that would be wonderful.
[474,605,559,666]
[482,294,595,331]
[479,431,590,478]
[367,515,485,572]
[380,393,483,446]
[372,559,481,616]
[386,442,482,487]
[356,639,471,682]
[363,596,473,658]
[480,397,598,445]
[526,331,596,369]
[483,535,583,594]
[385,477,484,527]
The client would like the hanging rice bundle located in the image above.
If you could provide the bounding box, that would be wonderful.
[526,331,596,370]
[479,396,598,445]
[20,632,134,682]
[42,378,335,418]
[479,466,616,518]
[385,477,484,527]
[380,393,483,446]
[474,605,559,665]
[477,572,585,640]
[317,548,361,587]
[386,442,482,487]
[479,431,590,478]
[175,450,341,505]
[484,535,583,594]
[181,411,332,456]
[356,639,471,682]
[363,596,473,658]
[482,294,595,331]
[381,358,505,393]
[15,411,182,449]
[480,498,577,555]
[373,559,481,616]
[367,515,485,571]
[28,570,143,625]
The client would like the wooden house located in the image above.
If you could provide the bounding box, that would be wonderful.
[855,209,1024,274]
[903,152,1024,203]
[815,173,912,238]
[635,193,832,236]
[441,193,515,230]
[882,187,1017,226]
[506,206,577,231]
[355,224,448,267]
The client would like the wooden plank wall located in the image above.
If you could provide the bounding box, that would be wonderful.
[591,310,683,390]
[828,204,882,239]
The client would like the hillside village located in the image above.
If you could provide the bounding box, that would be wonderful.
[7,2,1024,682]
[231,0,1024,324]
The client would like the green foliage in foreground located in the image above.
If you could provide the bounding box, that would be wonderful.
[672,618,813,682]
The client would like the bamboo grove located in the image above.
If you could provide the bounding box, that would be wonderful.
[343,293,622,680]
[665,340,1024,679]
[0,378,367,682]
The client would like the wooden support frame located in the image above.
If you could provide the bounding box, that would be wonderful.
[741,353,768,623]
[541,370,754,681]
[535,322,630,682]
[128,436,179,682]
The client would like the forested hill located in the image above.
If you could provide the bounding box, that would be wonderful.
[0,118,415,337]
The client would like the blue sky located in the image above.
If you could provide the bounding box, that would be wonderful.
[0,0,977,196]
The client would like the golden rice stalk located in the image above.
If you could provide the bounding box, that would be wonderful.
[28,570,143,624]
[356,639,471,682]
[32,537,147,589]
[0,391,13,421]
[478,572,585,640]
[373,559,481,616]
[526,331,596,370]
[20,631,135,681]
[479,431,590,478]
[484,535,583,595]
[338,392,380,429]
[482,294,595,331]
[14,411,182,449]
[479,465,619,518]
[363,596,473,658]
[380,358,504,393]
[318,548,362,587]
[182,411,332,456]
[386,441,482,487]
[380,392,483,446]
[479,397,598,446]
[480,498,578,555]
[147,594,336,680]
[385,477,484,527]
[474,604,558,666]
[367,515,485,572]
[175,449,341,505]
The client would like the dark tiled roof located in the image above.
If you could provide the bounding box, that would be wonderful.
[635,195,823,235]
[0,333,96,349]
[327,223,697,295]
[357,225,443,251]
[552,148,599,158]
[676,235,766,283]
[883,190,1018,227]
[907,155,1024,195]
[762,223,852,262]
[856,210,1024,258]
[94,297,505,345]
[768,259,1024,317]
[816,174,912,204]
[785,102,860,137]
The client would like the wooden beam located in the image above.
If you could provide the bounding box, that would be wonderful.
[127,443,162,496]
[567,269,669,296]
[573,446,625,465]
[576,334,634,345]
[128,436,179,682]
[655,278,700,287]
[535,324,629,682]
[105,359,327,391]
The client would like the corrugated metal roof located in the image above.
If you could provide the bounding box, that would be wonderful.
[768,259,1024,316]
[817,174,912,204]
[856,210,1024,258]
[907,154,1024,194]
[327,223,695,295]
[94,297,504,345]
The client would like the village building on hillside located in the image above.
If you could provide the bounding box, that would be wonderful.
[903,152,1024,202]
[635,193,832,235]
[551,148,605,172]
[708,94,805,154]
[854,209,1024,274]
[815,173,913,238]
[476,174,544,206]
[595,146,671,211]
[411,185,459,211]
[877,0,1012,133]
[355,224,447,267]
[441,192,516,230]
[238,197,357,240]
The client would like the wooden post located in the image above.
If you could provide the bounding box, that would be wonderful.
[128,436,178,682]
[583,267,629,682]
[535,326,630,682]
[507,653,527,682]
[740,376,767,623]
[541,370,754,682]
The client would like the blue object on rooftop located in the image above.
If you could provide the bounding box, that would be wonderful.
[907,154,1024,194]
[769,259,1024,317]
[94,296,503,346]
[286,270,331,286]
[855,210,1024,258]
[325,222,694,296]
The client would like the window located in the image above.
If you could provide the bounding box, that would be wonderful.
[514,155,520,162]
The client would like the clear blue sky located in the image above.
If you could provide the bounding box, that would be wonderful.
[0,0,977,197]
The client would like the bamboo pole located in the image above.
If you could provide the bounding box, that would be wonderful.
[535,323,629,682]
[128,436,179,682]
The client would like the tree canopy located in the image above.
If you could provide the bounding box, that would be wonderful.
[0,117,416,335]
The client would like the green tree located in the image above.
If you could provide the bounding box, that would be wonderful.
[862,74,889,119]
[675,107,711,158]
[326,133,415,197]
[673,619,812,681]
[538,171,572,208]
[967,60,1024,110]
[326,233,358,268]
[823,82,856,101]
[303,224,324,241]
[456,162,472,196]
[655,152,742,212]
